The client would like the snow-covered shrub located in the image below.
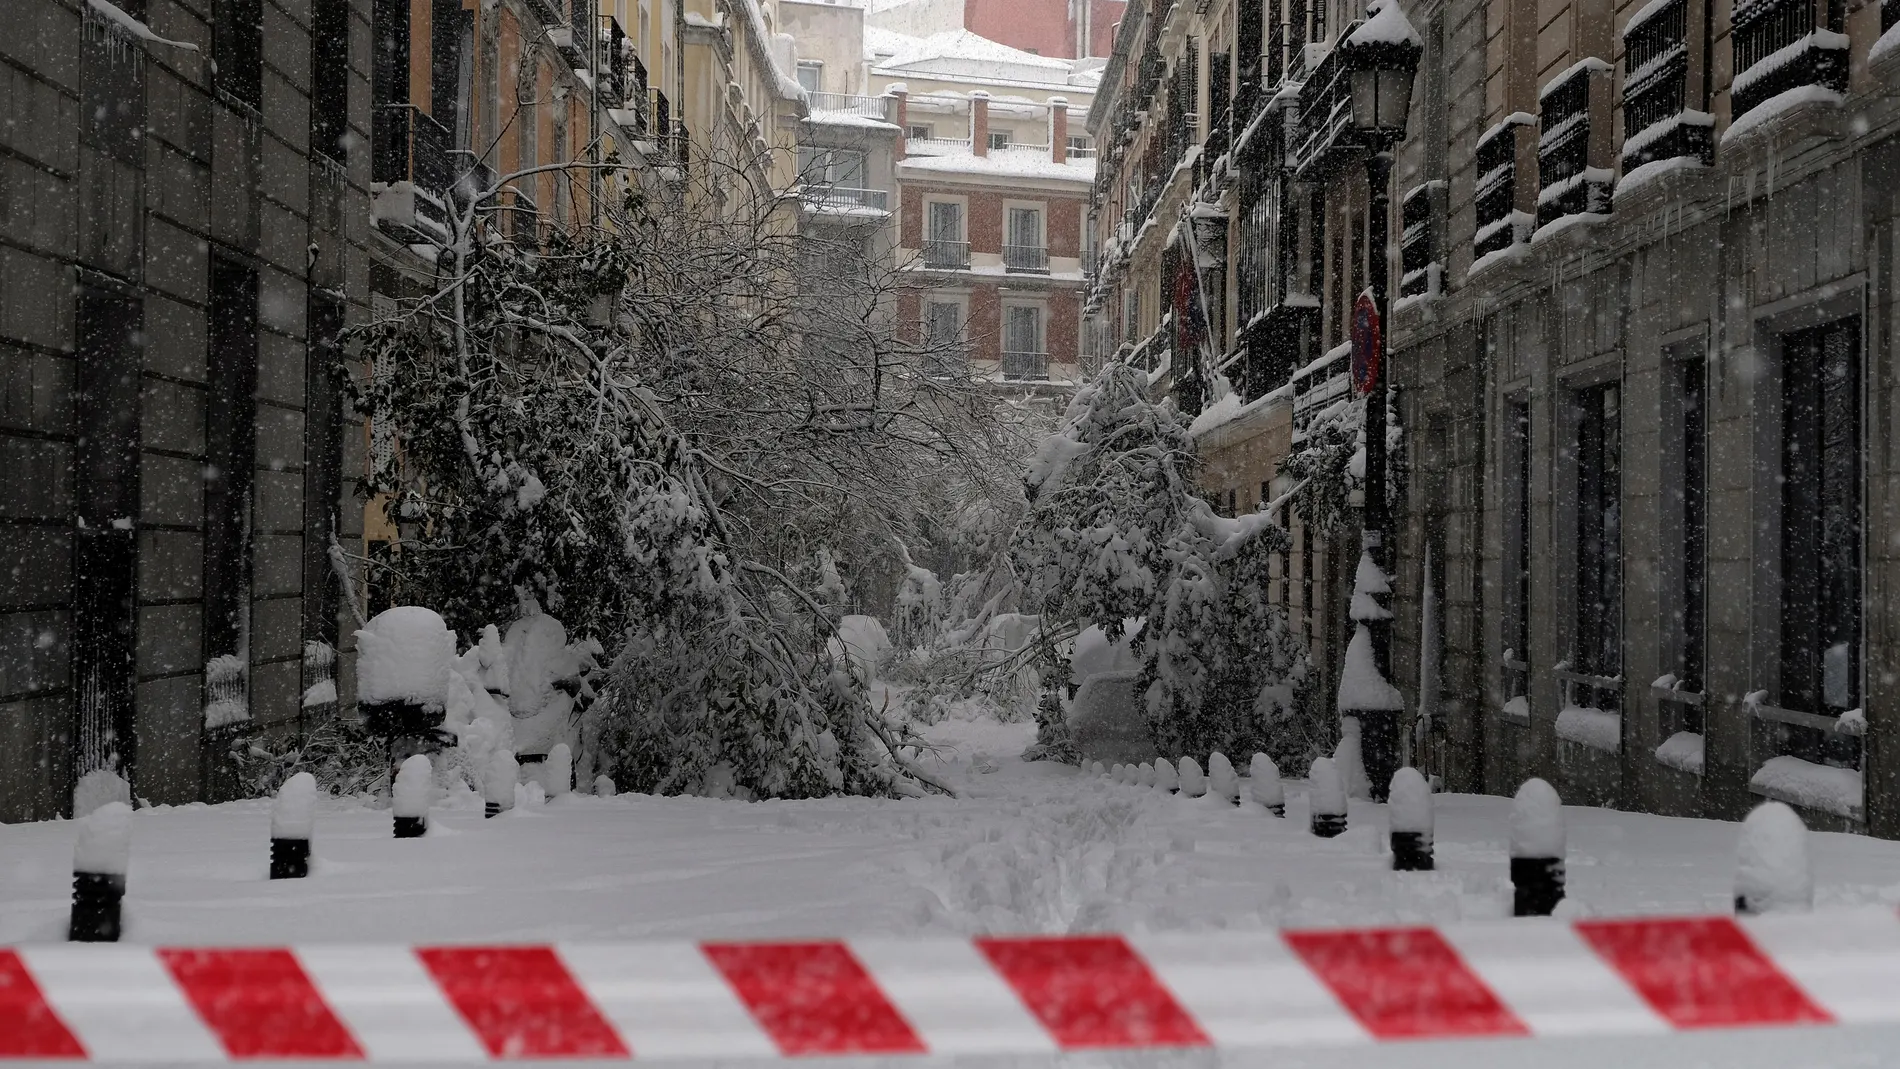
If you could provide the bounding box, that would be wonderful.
[1277,388,1406,539]
[228,716,389,799]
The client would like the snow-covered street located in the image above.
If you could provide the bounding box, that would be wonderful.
[9,716,1900,947]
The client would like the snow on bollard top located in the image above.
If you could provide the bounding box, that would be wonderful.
[1138,762,1157,788]
[485,750,519,808]
[356,606,456,709]
[594,774,617,797]
[547,743,573,798]
[1208,752,1239,802]
[73,768,131,819]
[394,755,434,819]
[1388,767,1433,836]
[1111,763,1126,782]
[1178,756,1207,797]
[1737,801,1812,914]
[1510,777,1565,858]
[271,772,318,840]
[1309,757,1347,816]
[75,801,132,876]
[1090,761,1105,777]
[1249,753,1284,807]
[1154,758,1180,792]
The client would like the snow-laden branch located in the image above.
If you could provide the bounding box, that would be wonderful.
[87,0,200,51]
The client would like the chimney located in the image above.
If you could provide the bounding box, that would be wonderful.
[890,83,909,160]
[1049,96,1069,164]
[971,91,990,156]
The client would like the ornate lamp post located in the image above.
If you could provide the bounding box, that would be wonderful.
[1339,2,1420,802]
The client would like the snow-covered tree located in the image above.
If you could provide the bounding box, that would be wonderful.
[1010,362,1314,763]
[351,138,981,799]
[1277,387,1406,536]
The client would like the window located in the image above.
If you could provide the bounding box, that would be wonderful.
[1503,395,1531,699]
[924,201,966,267]
[796,61,823,93]
[431,0,473,150]
[302,294,346,712]
[312,0,351,160]
[1005,207,1045,272]
[908,124,933,140]
[72,282,143,788]
[798,147,864,188]
[215,0,263,109]
[205,258,260,723]
[1003,305,1046,379]
[989,131,1011,150]
[1573,383,1621,683]
[1066,134,1093,156]
[924,301,963,348]
[1662,348,1707,741]
[1780,318,1860,715]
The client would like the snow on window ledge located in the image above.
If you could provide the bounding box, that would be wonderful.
[1556,705,1621,753]
[1654,730,1705,776]
[1750,755,1864,822]
[1720,84,1844,147]
[1498,695,1531,723]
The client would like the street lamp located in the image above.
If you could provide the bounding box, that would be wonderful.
[1338,0,1420,802]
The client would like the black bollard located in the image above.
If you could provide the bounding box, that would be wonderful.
[1391,831,1434,871]
[1511,856,1566,916]
[1308,757,1348,838]
[269,837,310,879]
[69,872,125,942]
[395,816,427,838]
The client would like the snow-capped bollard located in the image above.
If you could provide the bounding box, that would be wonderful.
[69,801,131,942]
[1090,761,1105,777]
[1510,778,1566,916]
[269,772,317,879]
[393,754,432,838]
[1309,757,1347,837]
[1388,767,1434,871]
[1138,762,1156,788]
[1736,801,1811,915]
[1111,763,1127,783]
[1208,753,1239,804]
[594,774,616,797]
[1154,759,1179,793]
[1178,756,1207,798]
[1334,723,1371,800]
[1250,753,1284,816]
[484,750,518,818]
[546,743,573,799]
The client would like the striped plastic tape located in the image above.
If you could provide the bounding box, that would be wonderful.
[6,908,1900,1061]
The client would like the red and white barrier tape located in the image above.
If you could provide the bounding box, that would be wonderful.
[7,908,1900,1060]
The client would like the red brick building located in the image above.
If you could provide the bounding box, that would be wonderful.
[891,93,1094,383]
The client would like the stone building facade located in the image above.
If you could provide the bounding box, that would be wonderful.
[0,0,373,819]
[1388,0,1900,837]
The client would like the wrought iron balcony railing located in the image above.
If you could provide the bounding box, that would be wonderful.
[803,185,890,211]
[1473,114,1531,262]
[921,239,970,269]
[1620,0,1713,169]
[1535,60,1612,229]
[371,104,454,244]
[1002,350,1050,380]
[1003,244,1050,272]
[806,92,895,122]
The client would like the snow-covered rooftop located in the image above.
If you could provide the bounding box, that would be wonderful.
[865,26,1096,90]
[899,150,1095,182]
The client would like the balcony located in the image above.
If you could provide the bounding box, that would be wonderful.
[1289,33,1357,177]
[596,15,630,106]
[1620,0,1714,170]
[1730,0,1848,125]
[806,92,895,123]
[1473,114,1532,264]
[371,104,454,245]
[802,185,890,212]
[1535,59,1612,230]
[1003,244,1049,273]
[921,239,970,269]
[1002,351,1050,380]
[907,136,973,155]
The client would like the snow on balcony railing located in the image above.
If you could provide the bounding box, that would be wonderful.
[906,136,973,155]
[802,185,890,212]
[1729,0,1848,128]
[807,91,895,122]
[1473,113,1533,265]
[920,239,970,269]
[1535,59,1612,231]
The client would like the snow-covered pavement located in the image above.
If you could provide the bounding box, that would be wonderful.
[7,717,1900,946]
